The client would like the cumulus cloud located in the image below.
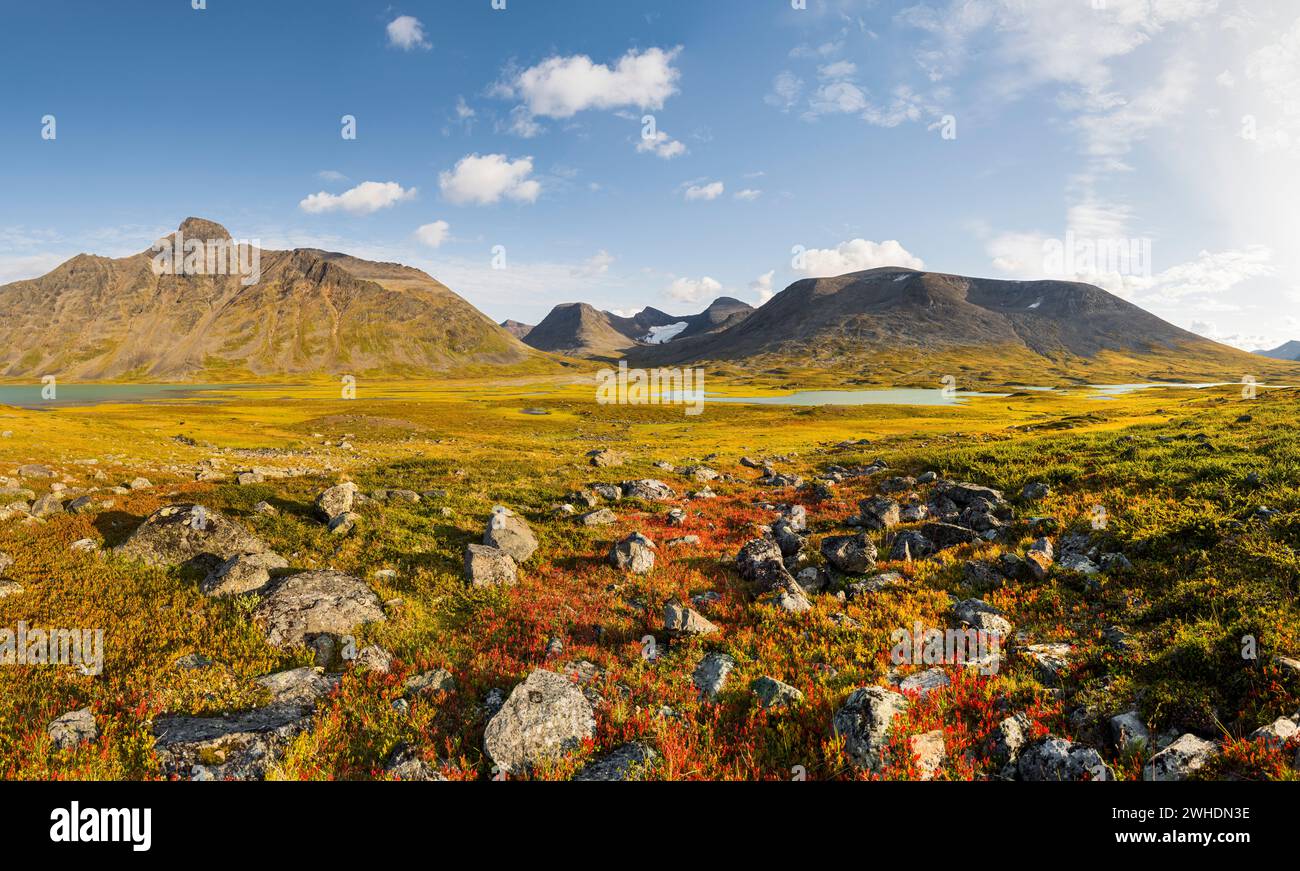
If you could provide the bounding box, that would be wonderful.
[734,189,763,201]
[299,181,417,215]
[386,15,429,51]
[683,181,724,201]
[414,221,450,248]
[750,270,777,303]
[797,239,925,277]
[572,250,615,277]
[636,129,687,159]
[503,47,682,119]
[666,276,723,303]
[439,154,540,206]
[765,72,804,111]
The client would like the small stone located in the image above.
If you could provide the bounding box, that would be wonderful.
[48,708,98,750]
[750,676,804,710]
[664,601,718,636]
[911,729,946,780]
[692,653,735,701]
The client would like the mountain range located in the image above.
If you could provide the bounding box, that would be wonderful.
[0,218,537,380]
[1,218,1293,385]
[518,297,753,358]
[1253,340,1300,361]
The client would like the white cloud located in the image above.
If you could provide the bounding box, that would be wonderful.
[316,170,348,183]
[797,239,925,277]
[414,221,450,248]
[636,129,687,159]
[439,154,540,206]
[505,47,682,119]
[765,72,804,111]
[1186,319,1273,351]
[386,15,429,51]
[0,252,71,285]
[734,189,763,202]
[1242,18,1300,151]
[501,106,544,139]
[573,250,615,276]
[299,181,418,215]
[750,270,777,303]
[683,181,724,201]
[666,276,723,303]
[1139,246,1275,302]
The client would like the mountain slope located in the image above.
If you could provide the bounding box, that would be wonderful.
[523,297,755,358]
[500,320,535,340]
[0,218,541,381]
[631,267,1295,383]
[1254,340,1300,361]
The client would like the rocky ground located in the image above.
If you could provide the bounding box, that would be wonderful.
[0,384,1298,780]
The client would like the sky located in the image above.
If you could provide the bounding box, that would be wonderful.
[2,0,1299,349]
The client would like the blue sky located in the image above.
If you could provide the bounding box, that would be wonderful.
[2,0,1299,348]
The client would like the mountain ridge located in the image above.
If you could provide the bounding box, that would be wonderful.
[0,218,543,381]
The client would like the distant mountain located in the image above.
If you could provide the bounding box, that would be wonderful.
[501,320,534,340]
[1253,340,1300,361]
[0,217,541,380]
[631,267,1293,382]
[522,297,754,358]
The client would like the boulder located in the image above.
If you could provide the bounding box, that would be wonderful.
[48,708,98,750]
[464,544,518,587]
[328,512,359,536]
[889,530,934,561]
[1021,482,1051,502]
[1143,734,1218,781]
[820,533,878,574]
[30,493,64,518]
[253,570,386,651]
[751,676,804,710]
[1109,711,1151,753]
[858,496,901,530]
[314,482,358,522]
[573,742,657,781]
[482,669,597,775]
[620,480,677,502]
[609,533,656,574]
[919,522,980,551]
[580,508,618,526]
[17,464,54,478]
[911,729,946,780]
[692,653,735,701]
[116,504,272,571]
[484,506,539,563]
[952,598,1012,638]
[385,744,447,781]
[899,667,951,697]
[664,601,718,636]
[587,449,625,468]
[201,551,288,598]
[1248,717,1298,750]
[833,686,909,772]
[736,538,796,590]
[152,668,338,780]
[1018,736,1112,781]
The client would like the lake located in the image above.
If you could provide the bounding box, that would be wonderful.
[0,383,253,409]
